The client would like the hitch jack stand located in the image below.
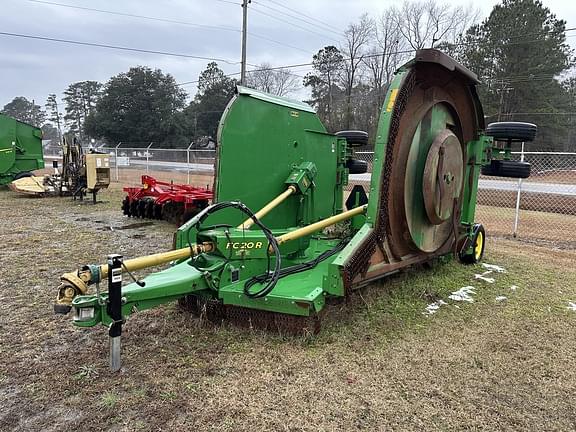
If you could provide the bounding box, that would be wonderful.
[106,254,123,372]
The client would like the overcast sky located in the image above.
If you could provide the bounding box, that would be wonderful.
[1,0,575,111]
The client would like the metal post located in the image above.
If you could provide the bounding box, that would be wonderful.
[106,254,123,372]
[186,141,194,184]
[114,142,122,182]
[146,142,153,174]
[54,97,63,145]
[512,141,525,237]
[497,82,513,122]
[240,0,250,85]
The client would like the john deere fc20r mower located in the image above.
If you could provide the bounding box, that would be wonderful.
[54,50,533,370]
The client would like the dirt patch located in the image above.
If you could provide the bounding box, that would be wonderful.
[96,221,155,231]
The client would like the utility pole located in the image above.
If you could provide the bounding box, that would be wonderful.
[54,97,63,144]
[32,99,37,127]
[240,0,250,85]
[56,106,63,144]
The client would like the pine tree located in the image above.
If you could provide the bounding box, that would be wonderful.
[63,81,102,139]
[85,67,186,147]
[452,0,574,150]
[45,94,63,142]
[2,97,45,126]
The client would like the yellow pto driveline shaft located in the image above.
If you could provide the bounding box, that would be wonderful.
[238,185,297,230]
[97,205,364,279]
[276,205,367,245]
[90,205,365,281]
[97,244,210,280]
[58,205,366,306]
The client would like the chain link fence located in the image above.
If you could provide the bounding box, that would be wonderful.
[43,144,576,246]
[476,152,576,246]
[44,144,215,188]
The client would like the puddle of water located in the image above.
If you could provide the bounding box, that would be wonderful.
[97,221,155,231]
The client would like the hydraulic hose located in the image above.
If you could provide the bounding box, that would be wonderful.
[186,201,281,298]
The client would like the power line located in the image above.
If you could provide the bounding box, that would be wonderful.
[178,63,312,86]
[178,67,301,87]
[252,0,343,37]
[486,112,576,117]
[24,0,314,55]
[250,5,341,43]
[26,0,239,32]
[485,74,558,83]
[279,31,576,74]
[252,35,313,55]
[260,0,339,34]
[178,32,576,87]
[22,0,576,63]
[7,16,567,90]
[0,31,242,64]
[483,72,575,85]
[467,26,576,42]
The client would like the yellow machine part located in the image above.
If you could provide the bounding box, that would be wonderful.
[8,176,47,195]
[85,154,111,190]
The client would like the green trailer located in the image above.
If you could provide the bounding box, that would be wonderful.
[53,50,534,370]
[0,113,44,185]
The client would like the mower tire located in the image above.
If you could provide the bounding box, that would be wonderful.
[336,130,369,146]
[121,197,131,216]
[346,158,368,174]
[486,122,537,142]
[481,160,531,179]
[459,224,486,265]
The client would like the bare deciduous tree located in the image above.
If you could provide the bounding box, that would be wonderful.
[391,0,479,50]
[340,13,374,128]
[364,10,411,110]
[246,63,300,97]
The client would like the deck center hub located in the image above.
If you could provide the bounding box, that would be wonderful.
[423,129,463,225]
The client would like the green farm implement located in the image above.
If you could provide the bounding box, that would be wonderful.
[10,133,110,202]
[0,113,44,185]
[54,50,532,370]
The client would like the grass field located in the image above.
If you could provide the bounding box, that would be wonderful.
[1,187,576,431]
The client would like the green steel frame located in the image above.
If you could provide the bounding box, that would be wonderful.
[0,114,44,185]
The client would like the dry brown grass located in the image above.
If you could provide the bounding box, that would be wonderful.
[1,187,576,431]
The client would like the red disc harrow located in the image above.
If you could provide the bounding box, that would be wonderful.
[122,175,213,225]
